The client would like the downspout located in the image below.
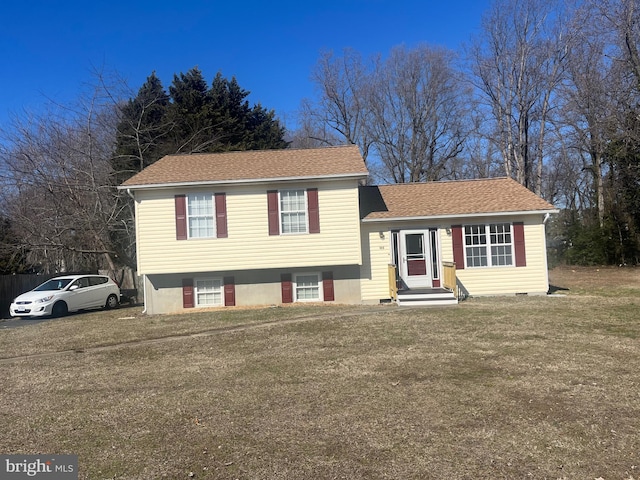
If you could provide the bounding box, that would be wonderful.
[126,188,147,314]
[141,275,147,314]
[542,212,551,294]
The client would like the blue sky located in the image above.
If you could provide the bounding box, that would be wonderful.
[1,0,489,131]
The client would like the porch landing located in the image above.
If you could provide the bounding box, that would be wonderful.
[396,287,458,306]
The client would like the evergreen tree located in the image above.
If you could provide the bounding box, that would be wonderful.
[113,67,289,179]
[245,104,288,150]
[113,72,170,184]
[167,67,215,153]
[207,73,250,150]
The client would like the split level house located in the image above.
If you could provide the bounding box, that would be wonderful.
[119,145,558,313]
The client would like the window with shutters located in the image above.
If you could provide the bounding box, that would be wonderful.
[464,223,513,267]
[294,273,322,301]
[268,188,320,235]
[176,193,227,240]
[280,190,307,234]
[195,278,223,307]
[187,193,215,238]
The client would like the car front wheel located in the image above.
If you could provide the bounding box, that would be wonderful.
[105,294,119,309]
[52,301,68,318]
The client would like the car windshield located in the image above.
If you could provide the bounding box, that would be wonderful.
[33,278,74,291]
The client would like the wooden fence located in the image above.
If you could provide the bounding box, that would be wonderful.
[0,274,56,319]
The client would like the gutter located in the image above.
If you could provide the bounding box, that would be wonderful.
[118,172,369,191]
[141,275,147,314]
[362,209,559,223]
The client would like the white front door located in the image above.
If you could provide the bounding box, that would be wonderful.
[397,229,441,290]
[399,230,430,289]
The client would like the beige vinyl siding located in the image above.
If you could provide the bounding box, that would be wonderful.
[360,225,393,302]
[360,215,550,301]
[135,180,362,275]
[360,222,450,302]
[453,216,550,295]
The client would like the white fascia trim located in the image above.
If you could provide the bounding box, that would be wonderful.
[361,209,560,223]
[117,172,368,191]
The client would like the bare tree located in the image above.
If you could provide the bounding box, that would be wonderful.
[461,105,505,179]
[469,0,569,194]
[557,4,618,226]
[0,83,133,273]
[297,49,374,162]
[300,45,470,183]
[592,0,640,138]
[287,100,346,149]
[594,0,640,91]
[366,45,470,183]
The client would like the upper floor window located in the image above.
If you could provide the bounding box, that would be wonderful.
[464,223,513,267]
[188,193,215,238]
[280,190,307,234]
[267,188,320,235]
[175,193,227,240]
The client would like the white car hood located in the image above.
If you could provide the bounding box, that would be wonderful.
[14,290,64,302]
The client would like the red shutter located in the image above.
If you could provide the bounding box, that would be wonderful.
[452,225,465,270]
[513,222,527,267]
[267,190,279,235]
[215,193,228,238]
[281,273,293,303]
[175,195,187,240]
[322,271,334,302]
[182,278,194,308]
[224,276,235,306]
[307,188,320,234]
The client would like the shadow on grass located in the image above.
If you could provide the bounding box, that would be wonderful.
[548,284,570,294]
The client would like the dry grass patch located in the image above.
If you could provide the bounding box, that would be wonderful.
[1,267,639,478]
[549,264,640,297]
[0,303,371,360]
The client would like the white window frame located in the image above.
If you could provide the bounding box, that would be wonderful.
[430,228,441,281]
[293,272,322,302]
[194,277,223,307]
[279,189,308,235]
[187,193,216,239]
[464,223,514,268]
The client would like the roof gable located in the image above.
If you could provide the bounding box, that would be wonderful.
[120,145,368,188]
[360,178,556,220]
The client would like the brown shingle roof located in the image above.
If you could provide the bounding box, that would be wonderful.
[121,145,368,188]
[360,178,556,220]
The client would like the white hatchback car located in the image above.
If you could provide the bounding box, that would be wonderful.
[10,274,120,318]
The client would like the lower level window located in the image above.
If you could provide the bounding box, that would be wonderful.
[294,273,321,301]
[195,278,223,306]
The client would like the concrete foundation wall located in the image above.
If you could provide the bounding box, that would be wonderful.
[144,265,362,314]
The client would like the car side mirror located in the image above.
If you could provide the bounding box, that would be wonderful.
[69,285,79,291]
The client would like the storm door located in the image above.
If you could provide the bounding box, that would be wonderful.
[398,229,440,289]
